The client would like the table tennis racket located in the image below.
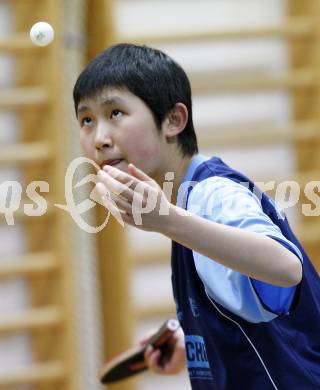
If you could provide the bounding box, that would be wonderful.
[98,318,180,384]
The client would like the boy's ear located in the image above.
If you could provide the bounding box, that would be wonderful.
[163,103,188,139]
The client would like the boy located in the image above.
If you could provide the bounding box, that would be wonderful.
[73,43,320,389]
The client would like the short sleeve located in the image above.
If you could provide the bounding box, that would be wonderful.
[187,177,303,323]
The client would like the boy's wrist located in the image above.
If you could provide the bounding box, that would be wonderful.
[159,204,188,238]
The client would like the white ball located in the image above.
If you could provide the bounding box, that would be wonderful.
[30,22,54,47]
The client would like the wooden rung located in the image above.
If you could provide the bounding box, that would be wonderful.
[119,18,313,44]
[0,306,63,335]
[198,120,319,147]
[130,247,171,266]
[134,301,175,319]
[0,362,65,387]
[0,87,49,109]
[0,252,58,279]
[0,32,41,53]
[0,142,51,164]
[191,68,315,94]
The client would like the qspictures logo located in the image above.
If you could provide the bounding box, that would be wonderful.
[0,156,320,233]
[0,157,117,233]
[55,157,119,233]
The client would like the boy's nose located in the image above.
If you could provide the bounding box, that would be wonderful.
[94,124,112,150]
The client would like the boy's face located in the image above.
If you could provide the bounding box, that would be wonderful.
[77,87,166,177]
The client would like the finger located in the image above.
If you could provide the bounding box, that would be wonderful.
[144,346,160,368]
[96,183,126,226]
[140,336,152,347]
[144,345,154,360]
[103,197,126,225]
[103,164,138,189]
[98,170,134,200]
[148,349,163,373]
[162,348,183,373]
[92,182,109,206]
[110,193,132,214]
[128,164,157,186]
[139,337,150,347]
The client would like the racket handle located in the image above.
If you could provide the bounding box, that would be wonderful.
[131,319,180,370]
[148,318,180,348]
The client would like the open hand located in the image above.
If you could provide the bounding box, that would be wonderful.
[96,163,173,233]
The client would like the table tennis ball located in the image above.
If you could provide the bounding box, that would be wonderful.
[30,22,54,46]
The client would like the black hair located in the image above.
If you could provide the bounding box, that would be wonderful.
[73,43,198,157]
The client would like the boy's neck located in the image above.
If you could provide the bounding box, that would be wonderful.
[155,153,194,206]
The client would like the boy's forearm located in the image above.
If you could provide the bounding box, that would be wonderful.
[162,205,302,287]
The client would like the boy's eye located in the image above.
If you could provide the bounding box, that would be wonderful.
[81,117,92,126]
[110,109,123,119]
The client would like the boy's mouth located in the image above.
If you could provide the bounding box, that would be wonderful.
[100,159,123,168]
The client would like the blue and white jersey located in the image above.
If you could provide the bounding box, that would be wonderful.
[177,154,302,323]
[172,154,320,390]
